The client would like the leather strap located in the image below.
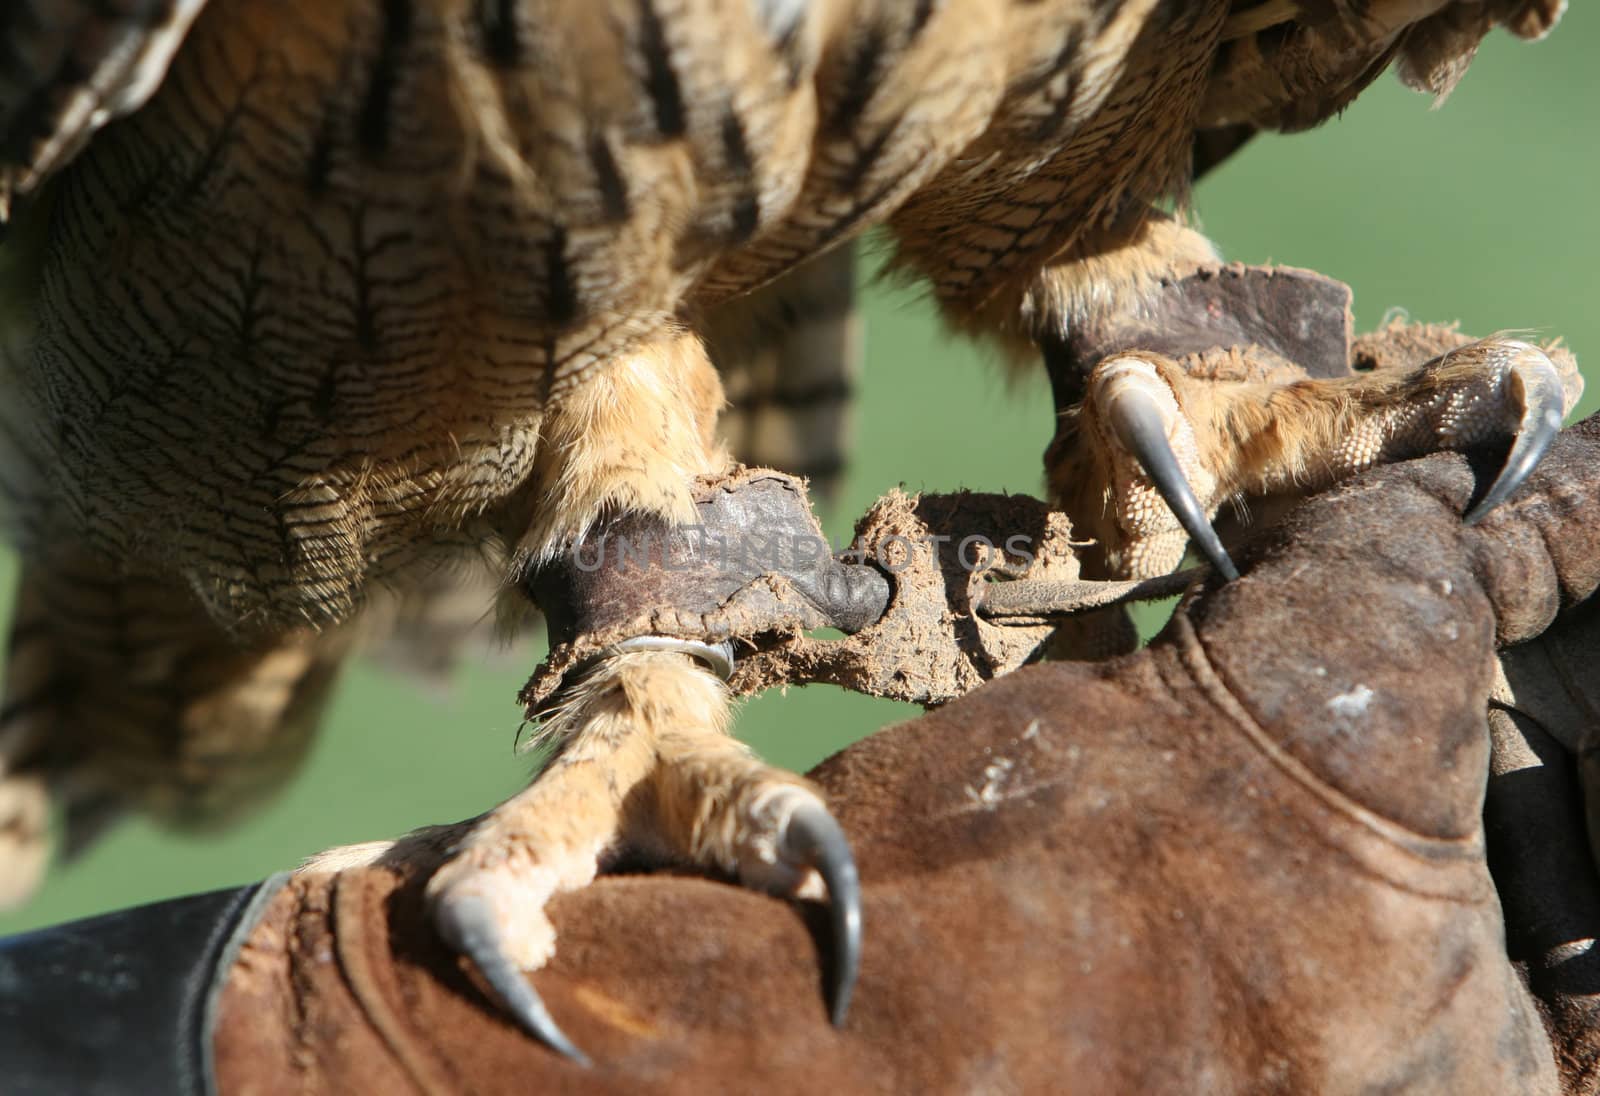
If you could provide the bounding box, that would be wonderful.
[1040,263,1357,409]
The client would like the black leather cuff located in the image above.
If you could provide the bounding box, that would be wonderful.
[0,872,289,1096]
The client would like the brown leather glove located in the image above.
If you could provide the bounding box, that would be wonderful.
[200,414,1600,1095]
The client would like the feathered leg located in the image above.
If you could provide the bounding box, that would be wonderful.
[307,331,860,1061]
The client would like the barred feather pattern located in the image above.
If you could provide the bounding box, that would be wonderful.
[0,0,1557,877]
[707,242,859,501]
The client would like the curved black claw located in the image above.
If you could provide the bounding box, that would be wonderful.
[434,893,591,1066]
[1464,346,1568,526]
[1104,375,1242,582]
[781,802,863,1026]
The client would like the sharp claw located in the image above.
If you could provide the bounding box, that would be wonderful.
[1102,366,1242,582]
[434,893,592,1066]
[1463,345,1568,525]
[781,802,862,1027]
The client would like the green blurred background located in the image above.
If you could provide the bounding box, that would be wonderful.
[2,15,1597,933]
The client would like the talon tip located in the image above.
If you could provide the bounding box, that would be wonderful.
[1208,549,1241,584]
[1461,349,1567,526]
[435,892,592,1065]
[784,803,862,1028]
[825,895,861,1028]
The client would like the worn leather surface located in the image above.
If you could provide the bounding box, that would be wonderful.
[211,415,1600,1095]
[1042,264,1358,408]
[522,467,894,712]
[1488,600,1600,1093]
[521,471,1193,709]
[523,478,1197,710]
[526,469,892,652]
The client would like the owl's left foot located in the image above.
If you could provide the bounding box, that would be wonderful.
[302,647,860,1065]
[1055,334,1581,581]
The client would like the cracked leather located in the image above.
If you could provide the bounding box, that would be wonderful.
[526,468,891,652]
[521,468,1194,710]
[521,468,991,711]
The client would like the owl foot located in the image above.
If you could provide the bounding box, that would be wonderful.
[1055,334,1580,581]
[306,648,860,1064]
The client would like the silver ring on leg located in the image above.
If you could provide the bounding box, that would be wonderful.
[610,636,736,681]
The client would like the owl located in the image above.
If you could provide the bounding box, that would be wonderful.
[0,0,1576,1059]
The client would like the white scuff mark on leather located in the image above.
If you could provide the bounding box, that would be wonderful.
[966,756,1016,810]
[1326,684,1374,720]
[937,730,1067,817]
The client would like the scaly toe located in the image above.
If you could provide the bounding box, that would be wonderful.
[1093,355,1240,581]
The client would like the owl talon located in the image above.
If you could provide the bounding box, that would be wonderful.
[779,802,862,1026]
[1462,343,1568,525]
[1060,332,1581,587]
[433,891,592,1065]
[1100,359,1241,581]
